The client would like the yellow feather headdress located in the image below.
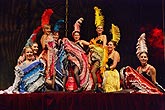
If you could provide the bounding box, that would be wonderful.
[136,33,148,58]
[110,24,120,44]
[94,6,104,27]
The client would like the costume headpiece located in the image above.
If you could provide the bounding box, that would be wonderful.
[110,24,120,44]
[41,9,53,28]
[72,17,84,35]
[94,6,104,27]
[18,26,42,56]
[25,26,42,46]
[53,20,64,32]
[136,33,148,58]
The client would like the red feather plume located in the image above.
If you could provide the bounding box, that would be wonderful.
[41,9,54,27]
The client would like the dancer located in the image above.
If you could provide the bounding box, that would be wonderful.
[17,26,42,65]
[136,33,165,93]
[0,46,45,94]
[89,6,108,92]
[52,19,68,91]
[39,9,56,90]
[102,24,121,93]
[68,18,92,92]
[120,33,164,94]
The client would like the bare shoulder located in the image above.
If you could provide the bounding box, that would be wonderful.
[149,64,156,73]
[40,34,47,41]
[113,50,120,62]
[41,34,47,38]
[114,50,120,56]
[102,34,107,38]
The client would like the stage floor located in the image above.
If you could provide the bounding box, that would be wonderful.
[0,91,165,110]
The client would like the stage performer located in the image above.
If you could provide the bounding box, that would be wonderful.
[102,24,121,93]
[120,33,164,94]
[52,20,64,49]
[52,19,68,91]
[31,42,39,59]
[136,33,165,93]
[67,18,93,92]
[89,6,108,92]
[0,46,46,94]
[39,9,57,90]
[17,26,42,65]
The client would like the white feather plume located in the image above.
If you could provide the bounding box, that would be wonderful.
[136,33,148,58]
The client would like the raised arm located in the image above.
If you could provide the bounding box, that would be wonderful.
[81,40,90,46]
[102,35,107,47]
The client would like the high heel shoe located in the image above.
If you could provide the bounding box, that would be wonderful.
[97,87,104,93]
[73,87,84,93]
[91,84,98,93]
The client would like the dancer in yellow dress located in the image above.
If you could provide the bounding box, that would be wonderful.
[102,24,121,92]
[89,6,108,92]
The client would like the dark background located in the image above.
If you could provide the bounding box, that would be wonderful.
[0,0,164,89]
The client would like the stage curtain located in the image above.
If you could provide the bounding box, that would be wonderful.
[0,92,165,110]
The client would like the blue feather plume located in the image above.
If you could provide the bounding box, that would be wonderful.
[53,20,64,32]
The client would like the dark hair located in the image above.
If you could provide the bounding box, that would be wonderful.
[72,31,80,36]
[110,40,118,47]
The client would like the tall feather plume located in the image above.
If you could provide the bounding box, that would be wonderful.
[53,19,65,32]
[25,26,42,46]
[110,24,120,44]
[19,26,42,55]
[94,6,104,27]
[136,33,148,58]
[72,17,84,35]
[41,9,54,27]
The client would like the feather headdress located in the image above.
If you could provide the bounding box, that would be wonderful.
[41,9,53,27]
[72,17,84,35]
[25,26,42,46]
[136,33,148,58]
[19,26,42,56]
[94,6,104,27]
[53,20,64,32]
[110,24,120,44]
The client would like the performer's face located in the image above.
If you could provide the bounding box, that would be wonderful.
[32,43,38,54]
[43,25,51,35]
[53,32,59,42]
[25,47,33,60]
[139,52,148,65]
[108,41,115,51]
[73,32,80,42]
[96,25,104,35]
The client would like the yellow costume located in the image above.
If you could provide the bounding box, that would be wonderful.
[102,23,121,92]
[102,69,120,92]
